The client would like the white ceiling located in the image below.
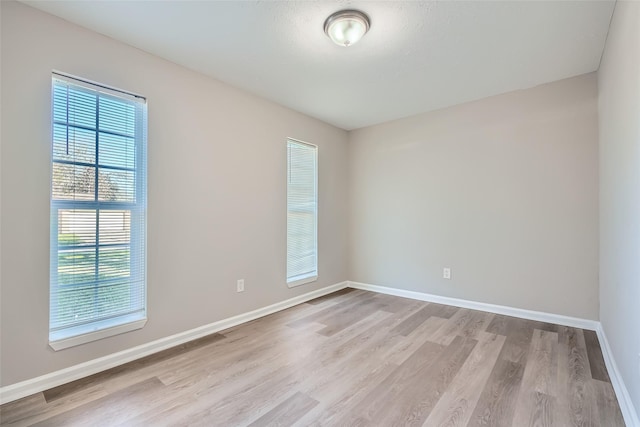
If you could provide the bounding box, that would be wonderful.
[24,0,615,130]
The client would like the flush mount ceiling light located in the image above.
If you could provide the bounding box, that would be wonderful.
[324,10,370,47]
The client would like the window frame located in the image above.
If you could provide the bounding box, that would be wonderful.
[286,138,318,288]
[49,72,147,350]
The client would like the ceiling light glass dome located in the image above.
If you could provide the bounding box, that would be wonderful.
[324,10,371,47]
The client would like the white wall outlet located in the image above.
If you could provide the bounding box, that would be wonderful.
[237,279,245,293]
[443,268,451,280]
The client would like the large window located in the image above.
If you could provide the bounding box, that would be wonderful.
[49,73,147,349]
[286,139,318,287]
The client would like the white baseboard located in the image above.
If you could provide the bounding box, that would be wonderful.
[348,281,639,427]
[596,324,640,427]
[0,281,349,405]
[348,281,599,330]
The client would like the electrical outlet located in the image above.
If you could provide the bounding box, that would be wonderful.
[443,268,451,280]
[237,279,245,293]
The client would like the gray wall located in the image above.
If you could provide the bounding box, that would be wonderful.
[598,1,640,415]
[348,74,599,320]
[0,1,349,386]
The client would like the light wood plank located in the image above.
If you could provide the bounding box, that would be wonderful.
[467,358,525,426]
[246,391,318,427]
[428,308,478,345]
[556,326,599,427]
[593,379,625,427]
[362,336,477,426]
[511,329,558,426]
[422,331,505,427]
[391,303,458,336]
[32,378,166,427]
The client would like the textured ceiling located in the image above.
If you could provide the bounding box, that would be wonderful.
[24,0,615,130]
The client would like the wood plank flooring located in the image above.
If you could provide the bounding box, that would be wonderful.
[0,289,625,426]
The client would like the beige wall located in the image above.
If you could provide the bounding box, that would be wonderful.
[598,1,640,415]
[0,1,349,386]
[348,73,599,320]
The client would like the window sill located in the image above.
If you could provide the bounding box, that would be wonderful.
[49,314,147,351]
[287,274,318,288]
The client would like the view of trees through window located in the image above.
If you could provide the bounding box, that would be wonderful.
[53,163,120,202]
[50,77,145,336]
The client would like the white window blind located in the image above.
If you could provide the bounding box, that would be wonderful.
[49,73,147,348]
[287,139,318,287]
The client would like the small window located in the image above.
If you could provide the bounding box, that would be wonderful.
[49,73,147,349]
[286,139,318,287]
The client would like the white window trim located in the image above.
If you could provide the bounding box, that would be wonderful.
[286,138,318,288]
[49,315,147,351]
[49,72,147,350]
[287,273,318,288]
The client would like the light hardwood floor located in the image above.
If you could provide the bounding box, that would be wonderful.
[0,289,625,426]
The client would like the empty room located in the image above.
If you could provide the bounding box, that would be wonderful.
[1,0,639,426]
